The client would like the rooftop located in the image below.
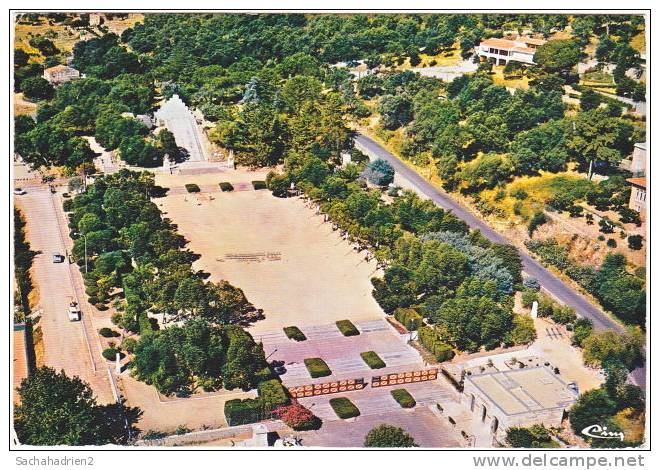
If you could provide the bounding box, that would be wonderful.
[627,177,646,188]
[44,64,78,74]
[480,37,541,54]
[466,366,577,416]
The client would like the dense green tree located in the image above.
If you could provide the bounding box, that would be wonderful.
[14,367,140,445]
[533,39,584,77]
[20,76,54,101]
[567,110,634,179]
[364,424,417,448]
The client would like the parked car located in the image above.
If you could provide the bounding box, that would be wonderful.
[52,252,65,263]
[13,188,26,195]
[273,366,287,375]
[67,302,81,321]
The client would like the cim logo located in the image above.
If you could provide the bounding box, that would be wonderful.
[581,424,625,441]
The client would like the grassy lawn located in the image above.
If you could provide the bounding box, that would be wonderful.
[329,397,360,419]
[390,388,416,408]
[490,66,530,90]
[283,326,306,342]
[479,172,595,222]
[336,319,360,336]
[360,351,386,369]
[304,358,331,378]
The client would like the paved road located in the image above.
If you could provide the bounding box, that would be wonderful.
[356,133,619,330]
[16,188,115,404]
[354,133,646,388]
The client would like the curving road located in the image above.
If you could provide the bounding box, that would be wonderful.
[354,133,646,388]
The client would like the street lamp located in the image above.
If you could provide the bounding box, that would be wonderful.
[74,232,88,274]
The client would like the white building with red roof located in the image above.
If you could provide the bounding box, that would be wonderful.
[476,36,546,65]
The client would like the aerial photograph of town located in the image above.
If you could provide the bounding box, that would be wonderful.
[9,8,650,458]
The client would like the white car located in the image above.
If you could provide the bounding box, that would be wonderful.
[13,188,27,195]
[67,302,81,321]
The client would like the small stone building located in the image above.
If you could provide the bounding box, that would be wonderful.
[462,366,577,441]
[43,65,80,85]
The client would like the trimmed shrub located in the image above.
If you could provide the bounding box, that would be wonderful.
[252,180,267,190]
[283,326,306,342]
[102,347,124,361]
[224,398,264,426]
[273,403,322,431]
[329,397,360,419]
[219,182,234,192]
[185,183,200,193]
[99,327,120,338]
[418,326,454,362]
[257,379,290,408]
[304,358,331,378]
[391,388,416,408]
[336,319,360,336]
[394,307,424,331]
[360,351,386,369]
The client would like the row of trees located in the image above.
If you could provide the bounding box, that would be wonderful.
[13,208,37,322]
[65,170,270,395]
[65,170,261,332]
[133,319,269,396]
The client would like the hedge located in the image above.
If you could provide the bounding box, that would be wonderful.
[418,326,455,362]
[304,358,332,378]
[219,182,234,192]
[329,397,360,419]
[394,308,424,331]
[252,180,267,190]
[360,351,386,369]
[283,326,307,341]
[391,389,416,408]
[185,183,200,193]
[336,319,360,336]
[99,327,120,338]
[257,379,290,408]
[224,398,265,426]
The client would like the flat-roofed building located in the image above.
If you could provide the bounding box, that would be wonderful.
[476,36,546,66]
[43,65,80,85]
[462,366,577,440]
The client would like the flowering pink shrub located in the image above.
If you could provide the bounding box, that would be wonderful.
[273,403,321,431]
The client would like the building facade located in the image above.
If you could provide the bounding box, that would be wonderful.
[627,177,646,218]
[462,366,577,441]
[476,36,546,65]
